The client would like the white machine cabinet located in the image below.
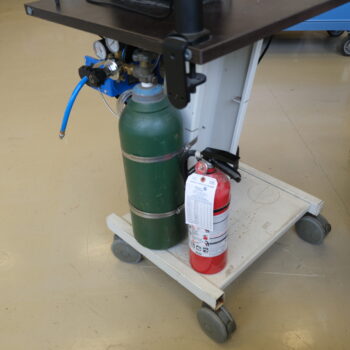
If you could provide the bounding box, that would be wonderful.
[182,41,263,154]
[107,41,331,343]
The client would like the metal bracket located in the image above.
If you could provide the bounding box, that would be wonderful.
[163,35,206,109]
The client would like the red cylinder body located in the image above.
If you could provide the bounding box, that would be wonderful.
[189,161,231,274]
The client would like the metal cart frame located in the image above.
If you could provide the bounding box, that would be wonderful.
[107,163,324,310]
[106,42,331,343]
[25,0,340,342]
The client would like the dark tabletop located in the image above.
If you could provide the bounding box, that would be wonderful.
[25,0,349,64]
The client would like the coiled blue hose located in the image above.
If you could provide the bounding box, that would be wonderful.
[59,76,89,139]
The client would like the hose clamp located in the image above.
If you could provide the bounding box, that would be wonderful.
[129,203,184,220]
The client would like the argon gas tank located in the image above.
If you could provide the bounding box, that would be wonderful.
[119,83,187,249]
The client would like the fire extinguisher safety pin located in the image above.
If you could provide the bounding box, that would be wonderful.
[129,203,185,220]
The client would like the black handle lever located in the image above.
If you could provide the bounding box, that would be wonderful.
[182,147,242,183]
[163,36,206,109]
[201,147,240,167]
[201,147,241,182]
[211,159,241,182]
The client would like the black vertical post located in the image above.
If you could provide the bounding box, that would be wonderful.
[164,0,208,109]
[174,0,204,35]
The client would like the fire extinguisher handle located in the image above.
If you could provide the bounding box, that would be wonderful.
[201,147,240,168]
[182,145,241,182]
[212,159,241,182]
[200,147,241,182]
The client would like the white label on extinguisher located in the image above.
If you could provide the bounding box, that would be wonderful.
[189,210,229,258]
[185,173,218,231]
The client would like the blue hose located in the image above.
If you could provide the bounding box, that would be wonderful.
[59,76,89,138]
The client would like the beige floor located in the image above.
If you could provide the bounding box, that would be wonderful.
[1,1,350,349]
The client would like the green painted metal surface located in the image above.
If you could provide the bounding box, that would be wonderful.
[119,96,187,249]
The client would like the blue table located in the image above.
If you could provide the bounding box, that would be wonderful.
[287,3,350,55]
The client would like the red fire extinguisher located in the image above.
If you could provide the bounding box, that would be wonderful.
[184,148,241,274]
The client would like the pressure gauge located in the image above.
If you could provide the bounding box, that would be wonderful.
[105,38,120,54]
[93,40,107,60]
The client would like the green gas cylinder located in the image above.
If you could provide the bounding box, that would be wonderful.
[119,83,187,249]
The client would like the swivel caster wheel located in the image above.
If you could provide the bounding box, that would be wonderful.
[327,30,344,37]
[197,304,236,343]
[341,36,350,56]
[295,214,331,245]
[111,235,143,264]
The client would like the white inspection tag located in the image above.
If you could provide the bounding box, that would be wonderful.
[185,173,218,231]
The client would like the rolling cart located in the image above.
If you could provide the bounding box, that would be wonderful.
[107,163,330,343]
[105,41,331,343]
[25,0,345,343]
[287,3,350,56]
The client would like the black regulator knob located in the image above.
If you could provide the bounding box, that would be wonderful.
[78,65,108,88]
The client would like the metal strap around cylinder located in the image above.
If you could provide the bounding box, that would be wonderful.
[129,203,184,220]
[122,149,182,164]
[122,137,198,164]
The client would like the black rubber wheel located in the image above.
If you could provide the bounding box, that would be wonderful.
[111,236,143,264]
[327,30,344,37]
[197,304,236,343]
[295,214,331,245]
[341,36,350,56]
